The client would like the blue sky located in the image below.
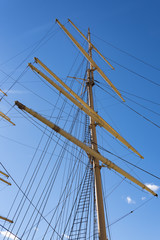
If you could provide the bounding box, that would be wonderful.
[0,1,160,239]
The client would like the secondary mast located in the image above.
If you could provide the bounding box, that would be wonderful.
[87,28,107,240]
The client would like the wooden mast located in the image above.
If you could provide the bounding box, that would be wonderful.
[14,19,158,239]
[87,28,107,240]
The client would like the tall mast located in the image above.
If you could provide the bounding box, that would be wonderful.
[87,28,107,240]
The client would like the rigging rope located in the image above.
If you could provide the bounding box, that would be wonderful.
[0,224,21,240]
[91,33,160,72]
[96,83,160,129]
[104,55,160,87]
[97,80,160,114]
[0,162,62,239]
[107,196,155,228]
[0,23,60,91]
[97,144,160,180]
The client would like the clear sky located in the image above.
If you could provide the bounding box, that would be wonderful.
[0,0,160,240]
